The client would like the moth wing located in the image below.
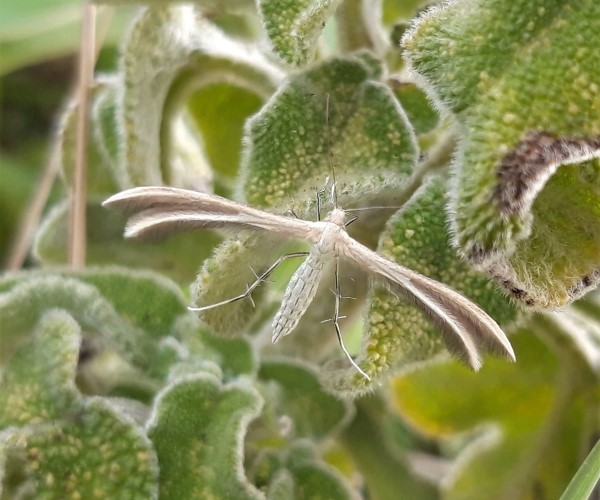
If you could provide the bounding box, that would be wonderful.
[341,234,515,370]
[104,186,248,216]
[103,187,313,241]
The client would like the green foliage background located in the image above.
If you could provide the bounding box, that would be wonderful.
[1,1,599,499]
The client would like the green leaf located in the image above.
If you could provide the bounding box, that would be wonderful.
[93,76,121,170]
[328,179,518,394]
[561,438,600,500]
[191,234,288,337]
[258,0,341,66]
[1,398,158,498]
[274,455,356,500]
[185,327,257,379]
[0,268,190,379]
[403,0,600,308]
[335,0,388,56]
[242,55,418,209]
[389,329,596,499]
[147,373,264,499]
[382,0,423,24]
[34,200,221,283]
[120,6,282,186]
[391,81,439,136]
[58,80,121,197]
[254,442,358,500]
[0,310,81,428]
[258,359,353,440]
[188,83,263,180]
[339,398,438,500]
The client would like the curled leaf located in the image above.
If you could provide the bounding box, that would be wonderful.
[147,373,264,499]
[403,0,600,307]
[120,6,282,186]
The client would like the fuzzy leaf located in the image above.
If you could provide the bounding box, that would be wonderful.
[403,0,600,308]
[258,359,353,440]
[191,234,288,337]
[147,373,264,499]
[0,310,81,428]
[185,327,257,379]
[188,83,262,180]
[242,56,417,210]
[1,398,158,498]
[391,81,439,136]
[258,0,341,66]
[59,79,121,197]
[0,268,190,379]
[242,55,418,210]
[120,6,282,186]
[546,296,600,374]
[92,76,124,184]
[192,56,418,342]
[34,200,220,283]
[327,179,518,394]
[257,441,357,500]
[389,329,598,500]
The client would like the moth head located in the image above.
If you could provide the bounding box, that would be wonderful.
[326,207,348,227]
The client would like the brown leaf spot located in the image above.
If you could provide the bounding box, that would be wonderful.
[494,131,600,216]
[567,269,600,300]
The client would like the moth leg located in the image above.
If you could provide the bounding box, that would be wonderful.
[189,251,309,312]
[331,258,371,380]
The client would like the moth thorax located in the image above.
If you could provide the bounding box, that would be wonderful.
[325,207,347,227]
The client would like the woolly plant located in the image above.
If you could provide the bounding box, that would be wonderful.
[2,1,599,498]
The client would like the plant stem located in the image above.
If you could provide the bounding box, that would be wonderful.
[335,0,387,55]
[4,147,61,271]
[68,2,96,268]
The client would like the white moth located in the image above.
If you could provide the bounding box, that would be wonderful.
[103,184,516,379]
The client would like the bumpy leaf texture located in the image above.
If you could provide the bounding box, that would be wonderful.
[147,374,263,499]
[326,179,519,395]
[403,0,600,308]
[242,54,418,209]
[258,0,341,66]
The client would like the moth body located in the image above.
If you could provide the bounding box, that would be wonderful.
[272,247,329,343]
[272,208,348,343]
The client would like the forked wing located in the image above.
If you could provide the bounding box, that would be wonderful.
[341,233,515,370]
[103,186,313,240]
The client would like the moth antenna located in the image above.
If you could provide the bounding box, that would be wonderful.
[325,93,339,208]
[345,206,404,213]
